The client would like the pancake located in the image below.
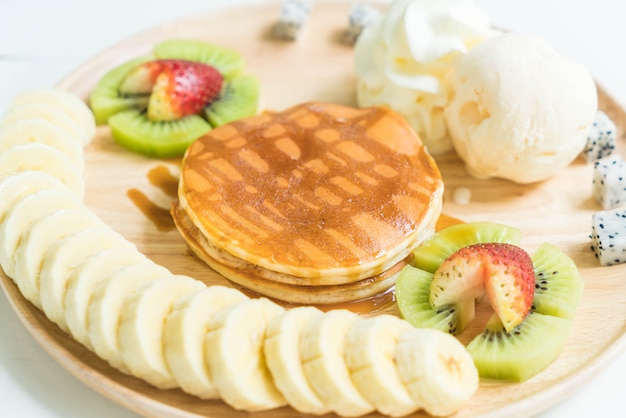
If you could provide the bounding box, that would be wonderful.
[173,101,443,304]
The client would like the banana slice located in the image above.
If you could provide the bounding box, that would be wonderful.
[118,275,206,389]
[65,247,148,349]
[0,170,68,224]
[205,298,286,411]
[0,143,84,197]
[1,101,84,144]
[10,88,96,145]
[0,189,84,279]
[300,309,374,417]
[13,208,103,309]
[163,285,248,399]
[345,315,419,417]
[264,306,329,415]
[0,118,84,170]
[395,328,479,417]
[39,226,135,332]
[87,262,172,371]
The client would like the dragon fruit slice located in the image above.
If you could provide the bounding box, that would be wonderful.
[592,154,626,209]
[583,111,617,163]
[590,206,626,266]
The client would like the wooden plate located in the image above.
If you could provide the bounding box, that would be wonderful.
[2,1,626,417]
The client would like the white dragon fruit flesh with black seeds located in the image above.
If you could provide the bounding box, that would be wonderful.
[583,111,617,163]
[591,207,626,266]
[592,154,626,209]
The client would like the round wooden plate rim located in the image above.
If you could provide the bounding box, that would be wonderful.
[1,1,625,417]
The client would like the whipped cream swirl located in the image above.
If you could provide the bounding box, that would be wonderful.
[354,0,499,154]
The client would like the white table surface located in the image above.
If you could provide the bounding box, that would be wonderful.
[1,0,625,417]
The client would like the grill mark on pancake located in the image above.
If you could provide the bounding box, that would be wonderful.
[354,171,379,186]
[315,128,340,143]
[245,185,258,194]
[220,205,269,239]
[303,158,329,175]
[335,141,375,162]
[226,136,246,148]
[274,137,301,159]
[329,176,363,196]
[408,179,438,195]
[314,186,342,206]
[184,169,215,193]
[182,103,442,269]
[238,148,269,173]
[208,158,243,181]
[294,238,334,266]
[373,164,399,178]
[261,200,287,220]
[263,123,287,138]
[351,212,408,252]
[244,204,284,232]
[296,113,320,128]
[242,113,273,127]
[326,151,348,166]
[209,124,238,141]
[324,228,371,262]
[293,194,320,211]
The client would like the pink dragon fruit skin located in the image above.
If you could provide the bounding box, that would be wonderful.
[592,154,626,210]
[590,207,626,266]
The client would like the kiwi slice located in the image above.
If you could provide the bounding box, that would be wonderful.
[395,264,474,335]
[153,39,245,79]
[412,221,522,273]
[466,312,572,382]
[89,57,153,125]
[89,39,259,158]
[108,109,211,158]
[204,75,260,127]
[531,243,584,319]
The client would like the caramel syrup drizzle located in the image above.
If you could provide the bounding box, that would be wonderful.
[126,164,179,232]
[127,165,463,314]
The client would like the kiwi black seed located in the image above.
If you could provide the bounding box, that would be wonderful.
[108,109,211,158]
[89,57,153,125]
[395,264,470,335]
[530,243,584,319]
[466,312,572,382]
[204,75,260,127]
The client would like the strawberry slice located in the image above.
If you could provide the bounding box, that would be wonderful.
[430,243,535,332]
[119,60,167,95]
[119,59,224,121]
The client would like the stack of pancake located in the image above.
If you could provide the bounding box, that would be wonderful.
[172,102,443,305]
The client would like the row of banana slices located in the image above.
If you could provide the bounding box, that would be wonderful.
[0,89,479,418]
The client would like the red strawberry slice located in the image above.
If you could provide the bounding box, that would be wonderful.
[119,59,224,121]
[119,60,167,95]
[430,243,535,332]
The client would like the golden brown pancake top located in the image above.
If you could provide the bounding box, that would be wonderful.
[179,102,442,278]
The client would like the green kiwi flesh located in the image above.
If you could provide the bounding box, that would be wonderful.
[466,312,572,382]
[204,75,260,127]
[531,243,584,319]
[108,109,211,158]
[412,222,522,273]
[89,57,153,125]
[397,222,583,382]
[395,264,474,335]
[153,39,246,79]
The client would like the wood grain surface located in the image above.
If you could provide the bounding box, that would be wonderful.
[1,1,626,417]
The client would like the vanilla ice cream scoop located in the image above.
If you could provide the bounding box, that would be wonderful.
[354,0,499,155]
[444,33,598,183]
